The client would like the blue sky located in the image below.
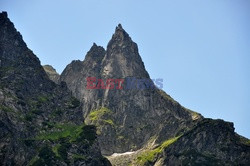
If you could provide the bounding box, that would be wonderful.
[1,0,249,138]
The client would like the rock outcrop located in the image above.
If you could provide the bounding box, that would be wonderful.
[156,119,250,165]
[43,65,60,84]
[60,24,203,155]
[0,11,110,166]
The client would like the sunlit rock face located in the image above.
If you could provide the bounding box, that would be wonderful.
[43,65,60,84]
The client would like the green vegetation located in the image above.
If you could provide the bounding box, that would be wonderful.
[72,154,87,162]
[0,105,14,112]
[31,145,57,166]
[68,97,80,109]
[28,156,39,166]
[37,95,49,103]
[103,119,114,125]
[88,107,115,126]
[36,123,81,141]
[186,108,200,120]
[136,136,181,165]
[89,107,112,121]
[35,123,97,145]
[52,144,61,157]
[239,136,250,146]
[28,123,97,165]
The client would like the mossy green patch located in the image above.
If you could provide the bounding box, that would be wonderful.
[72,154,87,162]
[239,136,250,146]
[103,119,114,125]
[35,123,97,145]
[135,136,181,165]
[89,107,112,121]
[35,123,82,141]
[28,124,97,164]
[52,144,61,157]
[37,95,49,103]
[88,107,115,126]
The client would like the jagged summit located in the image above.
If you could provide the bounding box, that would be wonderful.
[0,11,27,50]
[84,42,105,62]
[117,23,123,29]
[107,24,133,49]
[102,24,148,78]
[114,23,127,36]
[0,11,8,18]
[115,23,126,34]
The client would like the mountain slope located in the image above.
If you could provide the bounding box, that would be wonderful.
[130,118,250,166]
[59,24,250,165]
[0,11,110,166]
[60,24,202,155]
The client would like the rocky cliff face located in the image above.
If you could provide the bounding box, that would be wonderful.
[43,65,60,84]
[60,23,250,165]
[60,24,203,155]
[0,12,110,166]
[155,118,250,165]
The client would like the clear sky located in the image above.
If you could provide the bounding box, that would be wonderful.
[1,0,249,138]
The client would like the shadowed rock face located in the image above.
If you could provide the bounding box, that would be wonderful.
[156,119,250,165]
[0,12,110,166]
[60,24,203,155]
[43,65,60,84]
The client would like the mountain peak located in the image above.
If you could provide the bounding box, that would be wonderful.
[109,24,131,45]
[0,11,8,18]
[116,23,123,31]
[92,42,97,47]
[0,11,27,51]
[84,43,105,62]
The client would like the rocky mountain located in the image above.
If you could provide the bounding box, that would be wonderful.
[0,12,110,166]
[59,24,250,165]
[1,10,249,166]
[43,65,60,84]
[60,24,202,156]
